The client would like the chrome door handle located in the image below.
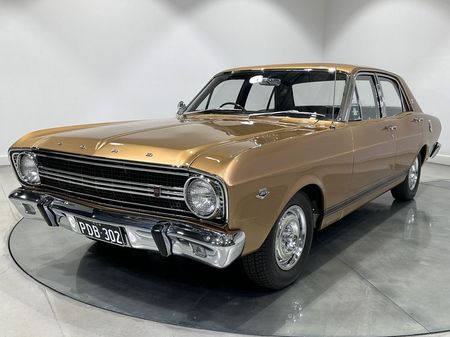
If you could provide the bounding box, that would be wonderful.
[386,125,398,131]
[413,117,424,123]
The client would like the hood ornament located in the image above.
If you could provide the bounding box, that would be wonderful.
[145,152,153,158]
[79,145,87,150]
[111,148,119,154]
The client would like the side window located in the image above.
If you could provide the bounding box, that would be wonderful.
[351,75,381,121]
[245,84,274,111]
[379,77,404,117]
[206,79,244,109]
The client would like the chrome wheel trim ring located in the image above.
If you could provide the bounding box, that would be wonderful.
[408,157,419,190]
[275,205,307,271]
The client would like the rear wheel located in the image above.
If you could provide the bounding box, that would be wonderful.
[391,155,421,201]
[242,192,314,289]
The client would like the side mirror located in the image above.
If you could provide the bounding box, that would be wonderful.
[177,101,187,117]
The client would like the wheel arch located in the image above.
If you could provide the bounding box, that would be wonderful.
[281,176,326,231]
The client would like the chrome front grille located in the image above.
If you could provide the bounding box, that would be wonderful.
[38,167,185,201]
[31,150,194,216]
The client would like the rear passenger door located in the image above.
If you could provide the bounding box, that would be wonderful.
[377,75,422,175]
[349,73,396,195]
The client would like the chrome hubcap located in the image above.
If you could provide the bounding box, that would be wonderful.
[408,157,419,190]
[275,205,307,271]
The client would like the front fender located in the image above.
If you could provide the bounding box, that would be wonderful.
[189,124,353,254]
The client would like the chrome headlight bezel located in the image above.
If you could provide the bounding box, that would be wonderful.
[184,175,225,220]
[11,151,41,185]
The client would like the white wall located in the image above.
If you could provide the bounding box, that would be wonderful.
[0,0,325,164]
[323,0,450,163]
[1,0,449,165]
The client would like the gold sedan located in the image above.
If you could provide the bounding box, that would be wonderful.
[8,63,441,289]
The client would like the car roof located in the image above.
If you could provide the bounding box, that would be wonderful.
[222,63,388,75]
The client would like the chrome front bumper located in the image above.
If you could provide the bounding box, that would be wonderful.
[9,188,245,268]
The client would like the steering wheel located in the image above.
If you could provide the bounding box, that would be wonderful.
[219,102,246,111]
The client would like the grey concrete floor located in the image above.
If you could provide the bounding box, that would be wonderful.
[2,164,450,337]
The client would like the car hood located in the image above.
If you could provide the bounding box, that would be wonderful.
[11,116,328,167]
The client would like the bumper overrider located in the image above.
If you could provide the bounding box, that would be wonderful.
[9,188,245,268]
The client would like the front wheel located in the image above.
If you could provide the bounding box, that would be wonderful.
[391,155,421,201]
[242,192,314,289]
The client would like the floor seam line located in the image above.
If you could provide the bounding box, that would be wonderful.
[44,288,68,337]
[422,181,450,190]
[0,181,9,200]
[326,246,431,333]
[0,181,18,217]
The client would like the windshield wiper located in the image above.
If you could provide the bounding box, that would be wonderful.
[194,109,246,115]
[248,110,326,119]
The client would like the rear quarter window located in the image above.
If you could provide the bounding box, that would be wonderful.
[379,77,405,117]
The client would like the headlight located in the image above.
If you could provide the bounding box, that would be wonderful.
[184,176,221,219]
[17,152,40,185]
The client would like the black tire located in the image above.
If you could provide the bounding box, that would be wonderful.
[242,192,314,290]
[391,155,421,201]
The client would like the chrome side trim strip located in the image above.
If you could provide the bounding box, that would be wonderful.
[324,170,407,216]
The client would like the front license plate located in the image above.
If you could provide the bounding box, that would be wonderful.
[75,217,125,246]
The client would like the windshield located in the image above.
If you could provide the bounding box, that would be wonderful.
[187,69,348,120]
